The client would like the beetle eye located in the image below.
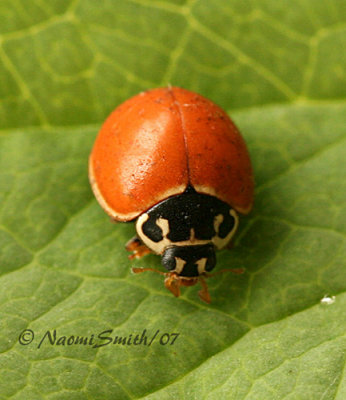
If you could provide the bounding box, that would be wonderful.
[161,248,176,271]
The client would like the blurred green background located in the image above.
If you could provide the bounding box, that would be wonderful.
[0,1,345,399]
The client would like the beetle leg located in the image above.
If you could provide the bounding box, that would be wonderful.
[164,274,181,298]
[198,276,211,304]
[125,236,152,259]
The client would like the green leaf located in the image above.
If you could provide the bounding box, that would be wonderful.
[0,1,345,399]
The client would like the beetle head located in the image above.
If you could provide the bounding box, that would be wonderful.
[161,244,216,277]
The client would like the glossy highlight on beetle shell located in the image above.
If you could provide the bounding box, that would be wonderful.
[89,86,254,221]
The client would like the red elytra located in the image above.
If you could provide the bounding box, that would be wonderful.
[89,86,254,221]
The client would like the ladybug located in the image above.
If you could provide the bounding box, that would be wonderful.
[89,87,254,303]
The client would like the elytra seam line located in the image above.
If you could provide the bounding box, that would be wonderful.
[167,86,191,183]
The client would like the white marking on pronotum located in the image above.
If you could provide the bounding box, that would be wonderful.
[156,217,170,237]
[137,209,239,254]
[213,214,224,234]
[212,209,239,250]
[136,213,165,254]
[136,215,211,254]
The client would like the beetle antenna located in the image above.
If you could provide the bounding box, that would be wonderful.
[164,274,181,298]
[131,267,166,276]
[204,268,245,278]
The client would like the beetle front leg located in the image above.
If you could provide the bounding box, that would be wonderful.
[125,236,152,259]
